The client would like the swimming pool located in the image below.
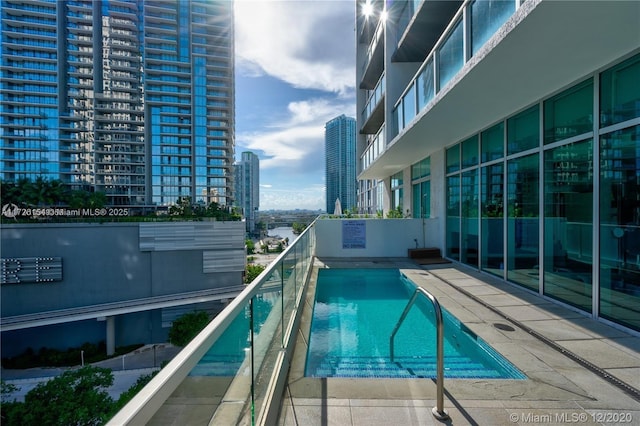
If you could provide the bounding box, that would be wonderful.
[305,269,525,379]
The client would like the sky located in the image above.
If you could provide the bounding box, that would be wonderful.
[234,0,357,211]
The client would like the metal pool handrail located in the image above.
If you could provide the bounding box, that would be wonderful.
[389,286,449,420]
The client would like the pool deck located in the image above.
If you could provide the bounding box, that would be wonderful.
[279,258,640,426]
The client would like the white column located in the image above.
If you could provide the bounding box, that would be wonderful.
[106,316,115,356]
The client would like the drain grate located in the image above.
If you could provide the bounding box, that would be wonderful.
[493,323,516,332]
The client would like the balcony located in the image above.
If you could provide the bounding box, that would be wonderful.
[360,73,385,134]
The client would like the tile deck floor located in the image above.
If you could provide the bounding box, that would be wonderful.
[278,258,640,426]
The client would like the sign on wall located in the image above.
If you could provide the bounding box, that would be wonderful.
[1,257,62,284]
[342,220,366,249]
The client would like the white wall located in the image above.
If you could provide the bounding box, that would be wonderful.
[314,218,443,258]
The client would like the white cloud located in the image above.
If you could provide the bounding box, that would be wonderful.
[235,0,356,95]
[260,184,325,211]
[236,97,354,172]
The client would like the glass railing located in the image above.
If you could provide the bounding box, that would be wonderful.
[361,124,385,170]
[362,17,384,74]
[391,0,519,139]
[108,220,317,426]
[361,73,385,124]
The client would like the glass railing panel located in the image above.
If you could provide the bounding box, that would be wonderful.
[248,268,283,423]
[470,0,516,56]
[437,17,464,90]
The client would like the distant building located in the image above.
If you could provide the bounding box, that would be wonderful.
[0,0,235,208]
[1,221,246,357]
[325,115,357,213]
[234,151,260,234]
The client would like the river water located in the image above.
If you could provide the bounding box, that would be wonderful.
[268,226,297,243]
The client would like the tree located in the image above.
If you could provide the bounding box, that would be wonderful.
[245,239,256,255]
[168,311,211,347]
[20,366,114,426]
[245,264,266,284]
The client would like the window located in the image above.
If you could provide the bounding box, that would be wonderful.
[507,105,539,154]
[600,54,640,127]
[544,79,593,144]
[481,122,504,162]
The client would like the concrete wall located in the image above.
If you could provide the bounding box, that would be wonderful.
[314,218,443,258]
[0,221,245,356]
[1,221,245,317]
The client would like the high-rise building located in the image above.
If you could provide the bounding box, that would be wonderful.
[356,0,639,331]
[0,0,234,208]
[325,114,357,214]
[234,151,259,234]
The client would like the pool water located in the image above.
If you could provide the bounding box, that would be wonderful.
[305,269,525,379]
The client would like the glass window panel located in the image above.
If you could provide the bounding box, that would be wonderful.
[481,122,504,162]
[544,79,594,144]
[507,153,539,291]
[471,0,516,55]
[438,19,464,90]
[599,125,640,331]
[481,163,504,276]
[447,175,460,260]
[417,60,435,111]
[446,144,460,173]
[600,54,640,127]
[544,139,593,311]
[403,83,417,127]
[461,169,479,267]
[412,181,430,219]
[422,181,431,218]
[462,135,479,168]
[507,105,539,154]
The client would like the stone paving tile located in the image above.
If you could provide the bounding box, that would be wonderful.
[524,319,595,340]
[499,305,556,321]
[556,339,640,369]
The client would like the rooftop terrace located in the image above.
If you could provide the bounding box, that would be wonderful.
[110,219,640,425]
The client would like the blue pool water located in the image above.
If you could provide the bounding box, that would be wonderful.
[305,269,525,379]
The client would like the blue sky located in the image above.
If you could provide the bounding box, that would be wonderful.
[234,0,356,211]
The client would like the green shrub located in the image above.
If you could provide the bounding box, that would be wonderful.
[168,311,211,347]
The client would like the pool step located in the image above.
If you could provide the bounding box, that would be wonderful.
[309,355,504,379]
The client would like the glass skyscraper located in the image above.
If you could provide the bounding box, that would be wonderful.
[325,114,357,213]
[1,0,234,207]
[234,151,259,234]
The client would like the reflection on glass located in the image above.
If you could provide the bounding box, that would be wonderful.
[507,105,539,154]
[470,0,516,55]
[412,181,430,219]
[544,79,593,144]
[417,60,434,111]
[447,144,460,173]
[600,53,640,127]
[599,126,640,331]
[462,135,479,169]
[447,175,460,260]
[543,140,593,311]
[461,170,479,267]
[507,154,539,291]
[481,163,504,276]
[481,122,504,162]
[403,83,416,127]
[438,19,464,90]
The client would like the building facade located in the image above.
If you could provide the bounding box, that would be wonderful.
[325,114,357,213]
[0,221,246,357]
[0,0,234,208]
[355,0,639,332]
[234,151,260,234]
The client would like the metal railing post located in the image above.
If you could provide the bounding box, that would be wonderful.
[389,286,449,420]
